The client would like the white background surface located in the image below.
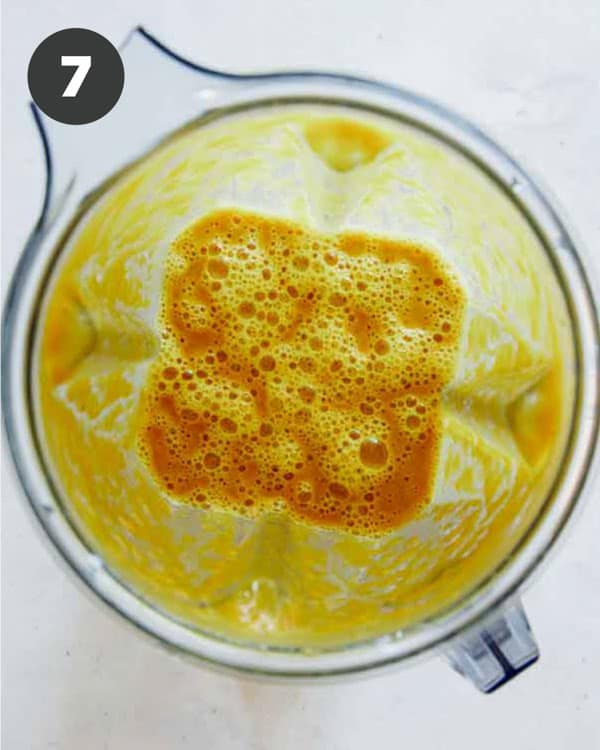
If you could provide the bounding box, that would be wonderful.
[2,1,599,748]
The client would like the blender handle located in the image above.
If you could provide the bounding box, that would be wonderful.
[445,599,539,693]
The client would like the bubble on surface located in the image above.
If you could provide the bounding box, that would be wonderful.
[359,437,389,467]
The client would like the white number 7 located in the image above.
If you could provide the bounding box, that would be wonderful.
[61,55,92,97]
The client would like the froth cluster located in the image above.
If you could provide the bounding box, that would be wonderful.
[138,210,464,534]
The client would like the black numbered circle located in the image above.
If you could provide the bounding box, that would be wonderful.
[28,28,124,125]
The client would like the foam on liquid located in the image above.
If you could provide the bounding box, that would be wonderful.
[138,210,465,534]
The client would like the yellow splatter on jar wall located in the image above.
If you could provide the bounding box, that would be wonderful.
[35,105,574,646]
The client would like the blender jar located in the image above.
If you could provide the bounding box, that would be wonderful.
[3,28,598,692]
